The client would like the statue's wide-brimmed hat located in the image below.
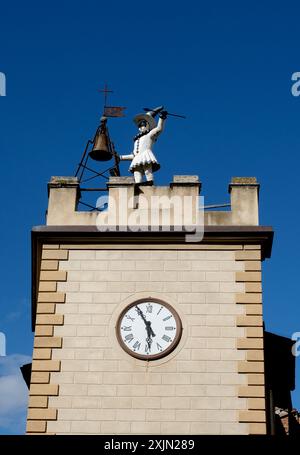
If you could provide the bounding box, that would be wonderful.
[133,112,156,130]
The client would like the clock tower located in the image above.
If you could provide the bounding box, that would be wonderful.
[26,175,273,435]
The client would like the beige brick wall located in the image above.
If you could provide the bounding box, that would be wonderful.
[41,245,256,435]
[28,243,266,435]
[26,246,68,434]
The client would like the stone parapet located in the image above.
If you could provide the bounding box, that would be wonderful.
[46,175,260,227]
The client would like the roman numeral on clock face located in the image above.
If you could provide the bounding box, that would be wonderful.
[133,341,141,351]
[162,334,171,343]
[125,333,134,342]
[163,315,172,321]
[121,326,132,331]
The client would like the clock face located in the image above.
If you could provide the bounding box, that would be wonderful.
[116,299,182,360]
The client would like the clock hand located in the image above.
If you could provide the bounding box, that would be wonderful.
[146,320,156,338]
[146,334,153,352]
[136,306,156,349]
[145,322,156,356]
[135,305,148,325]
[136,306,156,335]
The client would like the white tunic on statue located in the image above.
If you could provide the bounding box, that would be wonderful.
[129,117,165,172]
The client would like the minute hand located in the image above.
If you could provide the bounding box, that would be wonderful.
[136,306,155,337]
[135,305,148,325]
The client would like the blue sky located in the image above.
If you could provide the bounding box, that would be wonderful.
[0,0,300,434]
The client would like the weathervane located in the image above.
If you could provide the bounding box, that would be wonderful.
[99,83,126,118]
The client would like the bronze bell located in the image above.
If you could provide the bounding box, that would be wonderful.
[89,119,112,161]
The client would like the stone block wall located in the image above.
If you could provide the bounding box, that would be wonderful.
[27,243,265,435]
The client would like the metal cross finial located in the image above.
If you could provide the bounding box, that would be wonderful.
[99,83,113,107]
[98,84,126,118]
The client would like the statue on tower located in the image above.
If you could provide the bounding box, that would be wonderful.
[120,106,167,184]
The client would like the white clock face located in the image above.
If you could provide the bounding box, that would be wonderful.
[116,300,182,360]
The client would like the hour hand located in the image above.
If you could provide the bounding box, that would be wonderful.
[146,321,155,338]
